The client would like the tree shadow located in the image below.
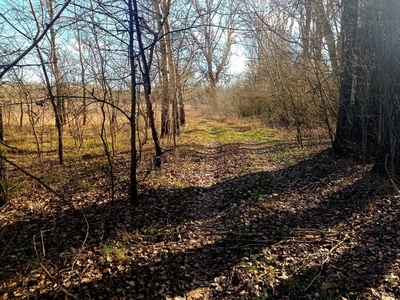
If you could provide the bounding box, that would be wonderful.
[0,149,398,299]
[270,180,400,299]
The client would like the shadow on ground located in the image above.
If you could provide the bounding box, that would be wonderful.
[0,149,399,299]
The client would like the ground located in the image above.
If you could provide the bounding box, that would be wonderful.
[0,111,399,299]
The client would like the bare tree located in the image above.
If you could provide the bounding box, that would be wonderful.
[30,0,65,165]
[232,0,340,142]
[133,0,164,168]
[190,0,238,103]
[152,0,173,137]
[0,0,72,206]
[129,0,139,203]
[73,0,88,127]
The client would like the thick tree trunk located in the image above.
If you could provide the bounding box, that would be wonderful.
[372,0,400,174]
[335,0,400,169]
[333,0,363,156]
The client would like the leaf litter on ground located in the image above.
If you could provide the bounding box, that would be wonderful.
[0,117,399,299]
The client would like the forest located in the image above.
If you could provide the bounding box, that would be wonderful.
[0,0,400,299]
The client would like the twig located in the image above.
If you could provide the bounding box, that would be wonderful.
[40,263,78,300]
[71,213,90,271]
[33,235,42,262]
[149,205,180,224]
[0,155,77,211]
[226,243,270,249]
[0,155,62,198]
[304,234,349,292]
[33,235,78,299]
[40,230,46,258]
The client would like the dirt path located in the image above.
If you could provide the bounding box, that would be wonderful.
[134,129,400,300]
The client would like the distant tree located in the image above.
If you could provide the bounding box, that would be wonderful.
[0,0,72,206]
[153,0,173,138]
[32,0,66,165]
[235,0,340,143]
[190,0,238,103]
[73,2,88,127]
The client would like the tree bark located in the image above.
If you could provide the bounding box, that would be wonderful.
[48,0,65,126]
[311,0,340,78]
[372,0,400,174]
[334,0,400,169]
[333,0,362,155]
[129,0,138,203]
[0,157,8,207]
[133,0,163,168]
[153,0,171,138]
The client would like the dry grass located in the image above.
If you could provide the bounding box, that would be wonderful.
[2,104,322,199]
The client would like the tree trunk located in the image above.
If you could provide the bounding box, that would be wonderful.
[164,4,179,141]
[133,0,163,168]
[311,0,340,78]
[0,157,8,207]
[335,0,399,168]
[372,0,400,174]
[0,108,6,207]
[156,1,170,137]
[333,0,363,156]
[19,101,23,127]
[301,0,312,58]
[129,0,138,203]
[178,79,186,127]
[74,2,87,127]
[36,46,64,165]
[48,0,65,126]
[0,108,4,143]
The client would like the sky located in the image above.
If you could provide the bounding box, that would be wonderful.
[229,44,247,75]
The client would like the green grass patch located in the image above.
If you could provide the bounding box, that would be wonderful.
[182,119,290,146]
[101,244,127,260]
